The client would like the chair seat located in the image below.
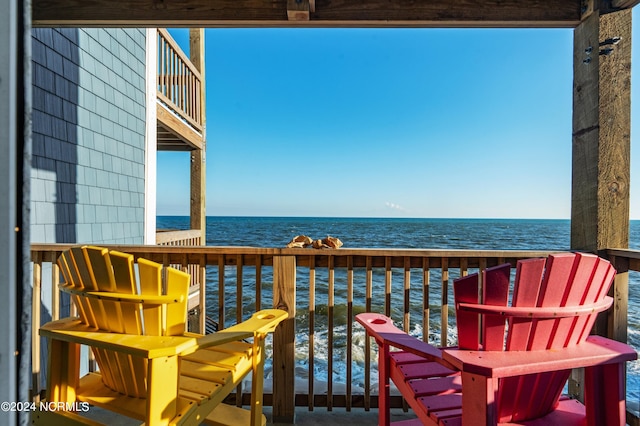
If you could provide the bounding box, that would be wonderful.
[76,341,259,424]
[388,350,463,424]
[498,398,586,426]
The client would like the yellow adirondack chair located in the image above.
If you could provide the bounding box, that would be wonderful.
[33,246,287,426]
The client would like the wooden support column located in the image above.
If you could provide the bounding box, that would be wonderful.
[572,5,631,335]
[189,29,206,333]
[189,28,206,245]
[571,7,631,253]
[570,7,631,402]
[272,255,296,423]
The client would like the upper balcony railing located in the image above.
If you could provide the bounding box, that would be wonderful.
[156,228,202,246]
[157,28,203,133]
[29,245,639,424]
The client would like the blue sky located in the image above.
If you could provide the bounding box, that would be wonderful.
[159,16,639,219]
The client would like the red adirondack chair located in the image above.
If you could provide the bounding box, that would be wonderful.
[356,253,637,426]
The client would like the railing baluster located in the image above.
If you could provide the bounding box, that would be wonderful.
[236,254,244,408]
[181,253,188,274]
[365,256,372,411]
[423,257,430,343]
[218,254,225,329]
[190,70,194,118]
[385,256,391,318]
[161,32,166,95]
[31,252,42,401]
[236,254,243,324]
[50,251,60,321]
[168,47,173,103]
[196,79,201,125]
[346,255,353,412]
[308,255,316,411]
[441,257,449,347]
[199,254,206,333]
[327,255,334,411]
[403,256,410,333]
[179,60,184,112]
[255,254,262,310]
[478,257,487,302]
[460,257,468,278]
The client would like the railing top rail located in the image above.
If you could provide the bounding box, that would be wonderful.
[156,229,203,244]
[606,248,640,259]
[31,243,563,259]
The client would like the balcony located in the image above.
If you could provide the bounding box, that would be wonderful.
[29,244,640,424]
[154,28,206,246]
[156,28,204,152]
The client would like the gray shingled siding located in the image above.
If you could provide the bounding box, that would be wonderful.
[31,28,146,245]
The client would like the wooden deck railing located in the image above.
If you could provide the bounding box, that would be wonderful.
[156,229,205,328]
[30,245,639,423]
[156,228,202,246]
[157,28,202,132]
[606,249,640,426]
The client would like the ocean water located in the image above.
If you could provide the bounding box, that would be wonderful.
[157,216,640,403]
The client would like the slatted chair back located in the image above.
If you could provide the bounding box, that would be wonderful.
[453,252,615,423]
[57,246,190,398]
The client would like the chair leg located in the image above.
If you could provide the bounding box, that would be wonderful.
[378,342,391,426]
[146,355,179,426]
[584,362,626,426]
[46,339,80,403]
[251,336,266,426]
[461,372,498,426]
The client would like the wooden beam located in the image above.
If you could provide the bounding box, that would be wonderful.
[156,103,203,151]
[189,28,206,246]
[32,0,586,28]
[581,0,595,20]
[571,8,631,252]
[287,0,309,21]
[612,0,640,8]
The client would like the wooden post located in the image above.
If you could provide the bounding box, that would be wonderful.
[272,255,296,423]
[571,5,631,341]
[189,29,206,333]
[571,8,631,253]
[189,28,206,245]
[570,7,631,400]
[607,254,629,343]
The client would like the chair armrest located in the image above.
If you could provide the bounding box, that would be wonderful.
[457,296,613,319]
[186,309,288,354]
[60,284,185,305]
[40,318,197,358]
[356,313,447,364]
[443,335,637,379]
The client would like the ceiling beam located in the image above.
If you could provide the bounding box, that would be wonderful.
[33,0,587,28]
[612,0,640,8]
